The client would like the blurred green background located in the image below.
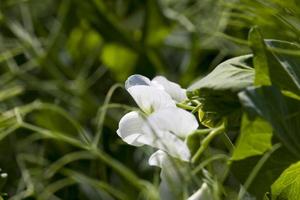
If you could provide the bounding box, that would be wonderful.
[0,0,300,199]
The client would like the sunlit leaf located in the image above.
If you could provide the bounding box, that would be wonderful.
[239,86,300,158]
[272,161,300,200]
[232,114,272,160]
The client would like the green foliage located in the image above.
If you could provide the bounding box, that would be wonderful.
[101,43,137,80]
[188,30,300,199]
[239,86,300,157]
[232,114,272,160]
[272,161,300,200]
[1,0,300,199]
[187,55,254,128]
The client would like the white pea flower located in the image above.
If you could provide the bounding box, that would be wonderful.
[149,150,183,200]
[187,183,212,200]
[149,151,212,200]
[117,111,146,147]
[149,150,201,200]
[142,107,198,161]
[117,74,198,161]
[117,107,198,161]
[118,74,200,199]
[126,85,175,114]
[125,75,187,111]
[151,76,187,102]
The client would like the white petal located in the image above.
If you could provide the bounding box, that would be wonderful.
[127,85,176,114]
[125,74,151,89]
[148,150,167,167]
[152,76,187,102]
[153,130,191,161]
[145,107,198,138]
[149,150,189,200]
[148,150,184,181]
[117,111,147,146]
[143,122,191,161]
[187,183,212,200]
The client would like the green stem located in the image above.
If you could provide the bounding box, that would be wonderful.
[93,83,124,148]
[192,103,202,113]
[192,154,229,175]
[20,122,144,191]
[192,124,225,163]
[237,143,281,200]
[191,128,212,136]
[176,103,195,110]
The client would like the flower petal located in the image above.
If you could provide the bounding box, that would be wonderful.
[127,85,176,114]
[145,107,198,138]
[187,183,212,200]
[125,74,151,89]
[149,130,191,161]
[149,150,189,200]
[148,150,185,180]
[148,150,167,167]
[117,111,147,146]
[143,117,192,161]
[152,76,187,102]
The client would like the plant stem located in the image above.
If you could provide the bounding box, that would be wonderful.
[176,103,195,110]
[93,83,124,148]
[20,122,145,191]
[192,124,225,163]
[237,143,281,200]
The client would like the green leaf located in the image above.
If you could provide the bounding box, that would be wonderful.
[250,34,300,94]
[231,145,298,199]
[272,161,300,200]
[265,39,300,93]
[188,55,254,95]
[187,55,254,127]
[238,86,300,158]
[232,114,272,160]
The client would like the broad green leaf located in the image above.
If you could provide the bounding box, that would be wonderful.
[231,145,298,199]
[272,161,300,200]
[187,55,254,127]
[250,34,300,94]
[188,55,254,95]
[232,114,272,160]
[265,39,300,92]
[238,86,300,158]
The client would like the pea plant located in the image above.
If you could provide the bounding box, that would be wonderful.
[116,27,300,200]
[1,0,300,199]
